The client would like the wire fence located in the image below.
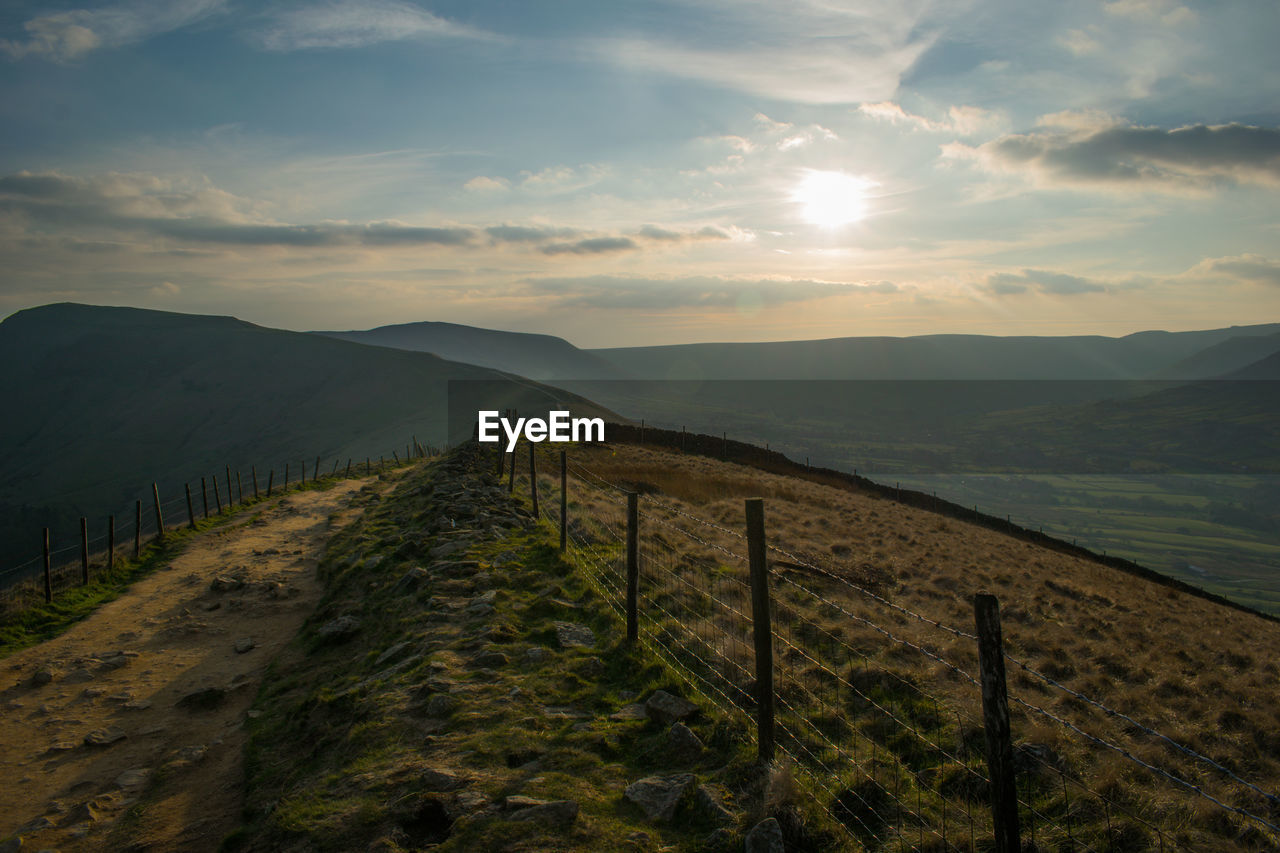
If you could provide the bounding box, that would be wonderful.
[499,438,1280,852]
[0,439,438,620]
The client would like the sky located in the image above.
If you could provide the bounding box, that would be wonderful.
[1,0,1278,347]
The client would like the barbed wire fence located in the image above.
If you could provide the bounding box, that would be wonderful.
[497,437,1280,851]
[0,437,438,619]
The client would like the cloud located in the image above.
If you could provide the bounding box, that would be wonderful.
[982,269,1108,296]
[945,119,1280,193]
[541,237,638,256]
[1192,254,1280,287]
[524,274,898,310]
[484,224,580,243]
[463,176,510,192]
[1,0,225,61]
[857,101,998,136]
[636,224,731,242]
[1104,0,1196,26]
[254,0,495,51]
[591,1,940,105]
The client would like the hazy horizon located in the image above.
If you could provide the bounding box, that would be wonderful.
[2,1,1279,347]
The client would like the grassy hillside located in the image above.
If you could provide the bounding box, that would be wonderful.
[589,324,1280,380]
[1158,332,1280,379]
[0,303,610,572]
[316,321,623,380]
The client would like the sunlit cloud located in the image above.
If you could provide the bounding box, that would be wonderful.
[523,274,898,310]
[254,0,497,51]
[1,0,226,61]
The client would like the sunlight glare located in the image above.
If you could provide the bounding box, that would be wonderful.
[793,170,876,227]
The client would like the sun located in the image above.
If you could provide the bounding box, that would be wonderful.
[793,170,876,227]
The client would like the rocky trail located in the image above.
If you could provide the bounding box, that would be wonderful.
[0,476,380,852]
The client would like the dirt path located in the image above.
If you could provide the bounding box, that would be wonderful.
[0,477,379,852]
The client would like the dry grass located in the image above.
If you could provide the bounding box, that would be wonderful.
[540,442,1280,851]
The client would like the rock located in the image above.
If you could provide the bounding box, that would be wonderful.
[508,799,579,826]
[623,773,696,822]
[454,790,489,812]
[234,637,256,654]
[744,817,785,853]
[363,555,384,570]
[420,769,465,791]
[0,834,21,852]
[210,575,243,592]
[176,687,226,711]
[429,541,469,559]
[317,615,360,641]
[116,768,152,789]
[63,668,94,684]
[470,590,497,606]
[393,567,429,593]
[693,785,733,825]
[98,653,131,670]
[555,622,595,649]
[609,703,648,722]
[424,694,456,717]
[577,657,606,678]
[470,651,507,669]
[61,801,99,826]
[645,690,698,725]
[523,647,552,665]
[31,668,54,687]
[176,744,208,762]
[667,722,704,760]
[83,728,126,747]
[123,699,152,711]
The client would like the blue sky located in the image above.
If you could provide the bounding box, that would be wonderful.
[1,0,1278,346]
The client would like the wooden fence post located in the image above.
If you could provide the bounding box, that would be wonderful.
[300,460,305,486]
[496,442,504,478]
[393,451,400,465]
[626,491,639,644]
[80,516,89,585]
[345,459,351,477]
[974,594,1021,853]
[285,462,290,491]
[201,477,209,519]
[134,500,141,558]
[745,497,775,763]
[507,443,516,494]
[681,426,686,452]
[252,466,260,499]
[226,466,234,507]
[43,528,51,603]
[529,442,539,518]
[107,515,115,573]
[640,418,645,444]
[236,470,244,503]
[213,476,223,513]
[185,484,195,529]
[152,483,165,542]
[366,457,370,476]
[266,470,274,497]
[314,457,320,481]
[559,449,567,552]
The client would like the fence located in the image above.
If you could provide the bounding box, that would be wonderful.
[0,437,437,619]
[494,437,1280,851]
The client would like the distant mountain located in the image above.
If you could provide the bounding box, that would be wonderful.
[1158,332,1280,379]
[315,321,622,380]
[589,324,1280,380]
[0,303,611,570]
[1223,350,1280,380]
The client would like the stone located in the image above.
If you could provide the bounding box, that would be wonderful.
[424,694,456,717]
[317,615,360,641]
[393,567,429,593]
[61,801,99,826]
[693,785,733,825]
[374,641,413,667]
[555,622,595,649]
[470,590,497,606]
[523,647,552,665]
[429,541,469,559]
[31,668,54,687]
[609,703,648,722]
[577,657,606,678]
[63,668,94,684]
[645,690,698,725]
[420,769,465,792]
[116,768,152,790]
[83,728,127,747]
[744,817,785,853]
[123,699,152,711]
[210,576,243,592]
[470,651,507,668]
[508,799,579,826]
[176,687,226,711]
[175,744,208,763]
[234,637,256,654]
[623,773,696,822]
[667,722,704,760]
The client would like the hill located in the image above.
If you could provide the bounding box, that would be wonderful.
[315,321,622,380]
[589,324,1280,380]
[0,303,610,572]
[1158,332,1280,379]
[1223,349,1280,380]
